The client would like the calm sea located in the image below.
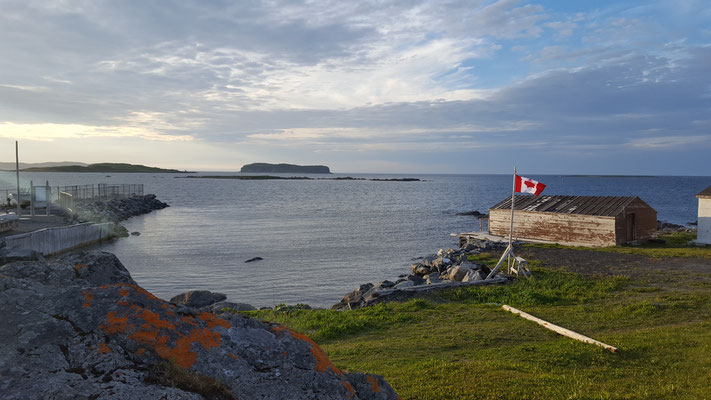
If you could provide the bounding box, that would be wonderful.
[1,172,708,307]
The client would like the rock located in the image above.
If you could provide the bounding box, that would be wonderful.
[0,251,398,399]
[130,231,141,236]
[0,248,45,264]
[203,301,257,313]
[244,257,264,263]
[421,255,438,267]
[331,283,374,310]
[406,274,425,286]
[373,280,395,289]
[431,257,452,273]
[462,269,488,282]
[459,261,481,271]
[449,265,472,282]
[426,273,441,284]
[170,290,227,308]
[455,210,488,217]
[394,280,414,289]
[410,263,430,276]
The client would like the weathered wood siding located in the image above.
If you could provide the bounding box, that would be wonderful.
[613,198,657,244]
[489,209,617,247]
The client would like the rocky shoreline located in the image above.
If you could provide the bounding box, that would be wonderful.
[332,238,509,310]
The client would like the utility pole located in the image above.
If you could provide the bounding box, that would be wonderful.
[16,141,21,216]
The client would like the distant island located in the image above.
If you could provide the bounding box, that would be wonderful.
[21,163,194,173]
[240,163,331,174]
[180,176,421,182]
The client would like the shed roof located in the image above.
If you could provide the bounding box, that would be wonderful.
[490,195,648,217]
[697,186,711,198]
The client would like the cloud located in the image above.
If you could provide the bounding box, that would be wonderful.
[0,122,194,142]
[1,0,710,174]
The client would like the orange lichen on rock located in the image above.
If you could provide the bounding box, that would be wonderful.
[271,325,341,375]
[74,264,87,271]
[229,353,239,360]
[137,308,176,330]
[101,311,131,334]
[197,312,230,330]
[366,375,382,393]
[341,379,355,399]
[98,283,161,302]
[94,284,229,370]
[82,291,94,308]
[98,342,111,354]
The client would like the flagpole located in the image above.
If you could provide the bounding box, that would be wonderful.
[509,166,516,246]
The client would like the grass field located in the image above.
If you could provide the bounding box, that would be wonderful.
[237,234,711,399]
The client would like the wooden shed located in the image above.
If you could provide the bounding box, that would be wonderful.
[697,186,711,245]
[489,195,657,247]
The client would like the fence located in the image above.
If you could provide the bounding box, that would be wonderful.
[2,222,115,256]
[56,183,143,200]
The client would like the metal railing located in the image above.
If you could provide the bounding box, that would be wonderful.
[56,183,143,201]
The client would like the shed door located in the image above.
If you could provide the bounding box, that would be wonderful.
[626,213,636,242]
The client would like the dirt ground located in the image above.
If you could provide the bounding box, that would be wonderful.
[517,246,711,281]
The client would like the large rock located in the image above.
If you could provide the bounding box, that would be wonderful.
[0,251,398,399]
[170,290,227,308]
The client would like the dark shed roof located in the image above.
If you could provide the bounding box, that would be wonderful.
[697,186,711,198]
[490,195,647,217]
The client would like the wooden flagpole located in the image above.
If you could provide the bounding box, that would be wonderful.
[486,166,518,280]
[16,141,21,217]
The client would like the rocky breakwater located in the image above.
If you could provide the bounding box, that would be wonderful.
[333,239,509,310]
[0,251,398,399]
[74,194,169,224]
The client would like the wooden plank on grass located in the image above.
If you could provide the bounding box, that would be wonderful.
[501,304,618,353]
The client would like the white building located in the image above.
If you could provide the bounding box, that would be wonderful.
[697,186,711,245]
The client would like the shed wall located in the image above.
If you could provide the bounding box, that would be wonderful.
[699,197,711,244]
[489,209,617,247]
[613,199,658,244]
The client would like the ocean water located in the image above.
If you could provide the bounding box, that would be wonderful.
[1,171,708,308]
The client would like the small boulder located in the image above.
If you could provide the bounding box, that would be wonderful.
[374,280,396,289]
[449,265,472,282]
[169,290,227,308]
[426,272,441,284]
[130,231,141,236]
[410,263,430,276]
[406,274,425,286]
[394,280,415,289]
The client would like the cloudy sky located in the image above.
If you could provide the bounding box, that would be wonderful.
[1,0,709,174]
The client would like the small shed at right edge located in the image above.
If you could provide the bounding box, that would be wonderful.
[696,186,711,245]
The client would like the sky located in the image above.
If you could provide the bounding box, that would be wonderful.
[0,0,709,174]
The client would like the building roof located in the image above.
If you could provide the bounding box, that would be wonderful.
[490,195,649,217]
[697,186,711,198]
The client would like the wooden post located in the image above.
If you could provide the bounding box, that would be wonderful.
[46,181,51,216]
[15,141,20,217]
[502,305,618,353]
[30,180,34,216]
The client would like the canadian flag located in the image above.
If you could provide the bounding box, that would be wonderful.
[515,175,546,196]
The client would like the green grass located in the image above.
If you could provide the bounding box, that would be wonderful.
[526,232,711,259]
[235,260,711,399]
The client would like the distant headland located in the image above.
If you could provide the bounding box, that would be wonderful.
[19,163,194,173]
[240,163,331,174]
